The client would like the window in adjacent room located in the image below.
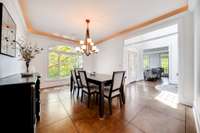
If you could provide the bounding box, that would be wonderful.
[48,45,82,79]
[160,53,169,74]
[143,55,150,69]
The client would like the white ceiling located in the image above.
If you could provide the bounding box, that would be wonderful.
[24,0,187,41]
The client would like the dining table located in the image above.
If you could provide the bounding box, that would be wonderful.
[70,72,125,119]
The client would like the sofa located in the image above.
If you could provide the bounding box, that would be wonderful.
[143,67,164,81]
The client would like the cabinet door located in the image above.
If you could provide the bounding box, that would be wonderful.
[35,77,40,121]
[31,85,36,128]
[0,84,35,133]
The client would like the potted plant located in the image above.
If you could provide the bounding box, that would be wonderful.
[15,40,43,76]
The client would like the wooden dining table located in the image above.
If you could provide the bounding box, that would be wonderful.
[70,72,125,119]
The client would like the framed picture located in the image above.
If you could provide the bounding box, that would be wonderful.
[0,3,16,57]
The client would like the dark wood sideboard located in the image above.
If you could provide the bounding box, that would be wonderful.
[0,73,41,133]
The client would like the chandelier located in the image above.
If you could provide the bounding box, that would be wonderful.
[76,19,98,56]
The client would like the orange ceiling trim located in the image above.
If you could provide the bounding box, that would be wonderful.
[19,0,80,44]
[19,0,33,31]
[95,4,188,45]
[31,29,80,44]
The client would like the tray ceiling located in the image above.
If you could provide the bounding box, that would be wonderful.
[19,0,187,43]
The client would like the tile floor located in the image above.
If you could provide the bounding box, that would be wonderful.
[37,80,196,133]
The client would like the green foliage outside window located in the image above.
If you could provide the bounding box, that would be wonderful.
[143,55,149,69]
[48,45,82,79]
[51,45,73,52]
[161,54,169,74]
[48,52,59,78]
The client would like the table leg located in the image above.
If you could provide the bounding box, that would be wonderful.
[99,82,104,119]
[121,77,126,104]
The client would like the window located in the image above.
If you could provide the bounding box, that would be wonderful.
[143,55,149,69]
[160,54,169,74]
[48,45,82,79]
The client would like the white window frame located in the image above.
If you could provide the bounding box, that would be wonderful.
[47,45,83,80]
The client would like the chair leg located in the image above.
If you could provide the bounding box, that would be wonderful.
[109,99,112,115]
[88,94,91,108]
[119,95,122,108]
[81,91,84,102]
[96,93,98,104]
[72,86,76,94]
[77,87,80,98]
[70,83,73,92]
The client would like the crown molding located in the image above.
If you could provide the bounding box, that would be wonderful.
[30,29,80,45]
[18,0,80,44]
[18,0,33,32]
[95,5,188,44]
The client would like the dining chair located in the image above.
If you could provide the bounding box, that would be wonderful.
[71,70,82,98]
[103,71,125,114]
[74,68,83,76]
[79,71,98,107]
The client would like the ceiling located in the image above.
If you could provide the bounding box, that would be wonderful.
[19,0,187,43]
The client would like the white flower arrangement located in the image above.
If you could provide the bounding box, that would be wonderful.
[15,40,43,73]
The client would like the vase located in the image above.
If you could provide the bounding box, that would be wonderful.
[26,61,30,73]
[21,61,33,77]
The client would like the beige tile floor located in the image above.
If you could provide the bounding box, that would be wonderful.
[37,80,196,133]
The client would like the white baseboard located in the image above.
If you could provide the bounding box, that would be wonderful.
[178,95,193,106]
[193,102,200,133]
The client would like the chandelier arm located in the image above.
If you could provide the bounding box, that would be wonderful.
[78,19,98,56]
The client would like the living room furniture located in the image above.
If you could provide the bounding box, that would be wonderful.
[144,67,164,81]
[0,73,40,133]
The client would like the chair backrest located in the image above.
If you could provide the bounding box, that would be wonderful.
[78,71,88,88]
[110,71,125,96]
[71,70,78,84]
[75,68,83,76]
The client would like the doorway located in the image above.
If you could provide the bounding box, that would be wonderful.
[127,51,138,83]
[124,24,179,93]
